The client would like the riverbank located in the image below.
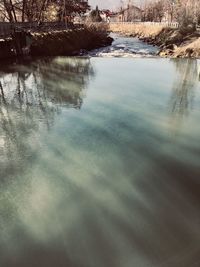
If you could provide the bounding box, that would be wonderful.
[110,23,200,58]
[0,25,113,59]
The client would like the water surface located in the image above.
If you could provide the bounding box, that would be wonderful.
[0,57,200,267]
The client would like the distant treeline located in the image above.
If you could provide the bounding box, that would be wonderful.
[142,0,200,26]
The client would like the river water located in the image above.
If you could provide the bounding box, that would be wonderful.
[89,33,158,57]
[0,37,200,267]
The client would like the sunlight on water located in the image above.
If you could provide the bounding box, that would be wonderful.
[0,57,200,267]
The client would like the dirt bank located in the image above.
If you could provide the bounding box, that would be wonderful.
[110,23,200,58]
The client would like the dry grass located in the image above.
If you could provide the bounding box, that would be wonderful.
[109,23,164,38]
[173,37,200,58]
[84,22,109,34]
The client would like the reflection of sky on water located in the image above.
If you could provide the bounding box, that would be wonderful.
[0,58,200,267]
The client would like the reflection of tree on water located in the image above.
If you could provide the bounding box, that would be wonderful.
[170,59,198,116]
[35,57,94,108]
[169,59,199,133]
[0,57,94,179]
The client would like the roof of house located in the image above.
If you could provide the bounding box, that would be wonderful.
[120,5,142,14]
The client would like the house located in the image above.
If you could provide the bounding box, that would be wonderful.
[100,10,113,22]
[110,5,142,22]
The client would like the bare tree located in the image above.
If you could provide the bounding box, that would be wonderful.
[142,0,164,22]
[0,0,90,22]
[142,0,200,25]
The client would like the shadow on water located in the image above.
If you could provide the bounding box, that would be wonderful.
[0,57,94,180]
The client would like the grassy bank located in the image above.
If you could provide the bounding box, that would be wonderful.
[110,23,200,58]
[155,28,200,58]
[110,23,164,38]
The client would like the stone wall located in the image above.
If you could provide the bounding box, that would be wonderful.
[0,26,112,59]
[30,27,112,56]
[0,39,13,59]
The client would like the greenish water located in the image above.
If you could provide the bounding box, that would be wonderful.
[0,57,200,267]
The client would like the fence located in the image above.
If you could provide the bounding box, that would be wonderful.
[0,22,69,38]
[110,21,179,28]
[2,20,199,38]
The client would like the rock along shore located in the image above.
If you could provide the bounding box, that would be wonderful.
[110,23,200,58]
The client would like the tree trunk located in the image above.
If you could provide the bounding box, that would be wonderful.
[9,0,17,22]
[3,0,14,22]
[22,0,26,22]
